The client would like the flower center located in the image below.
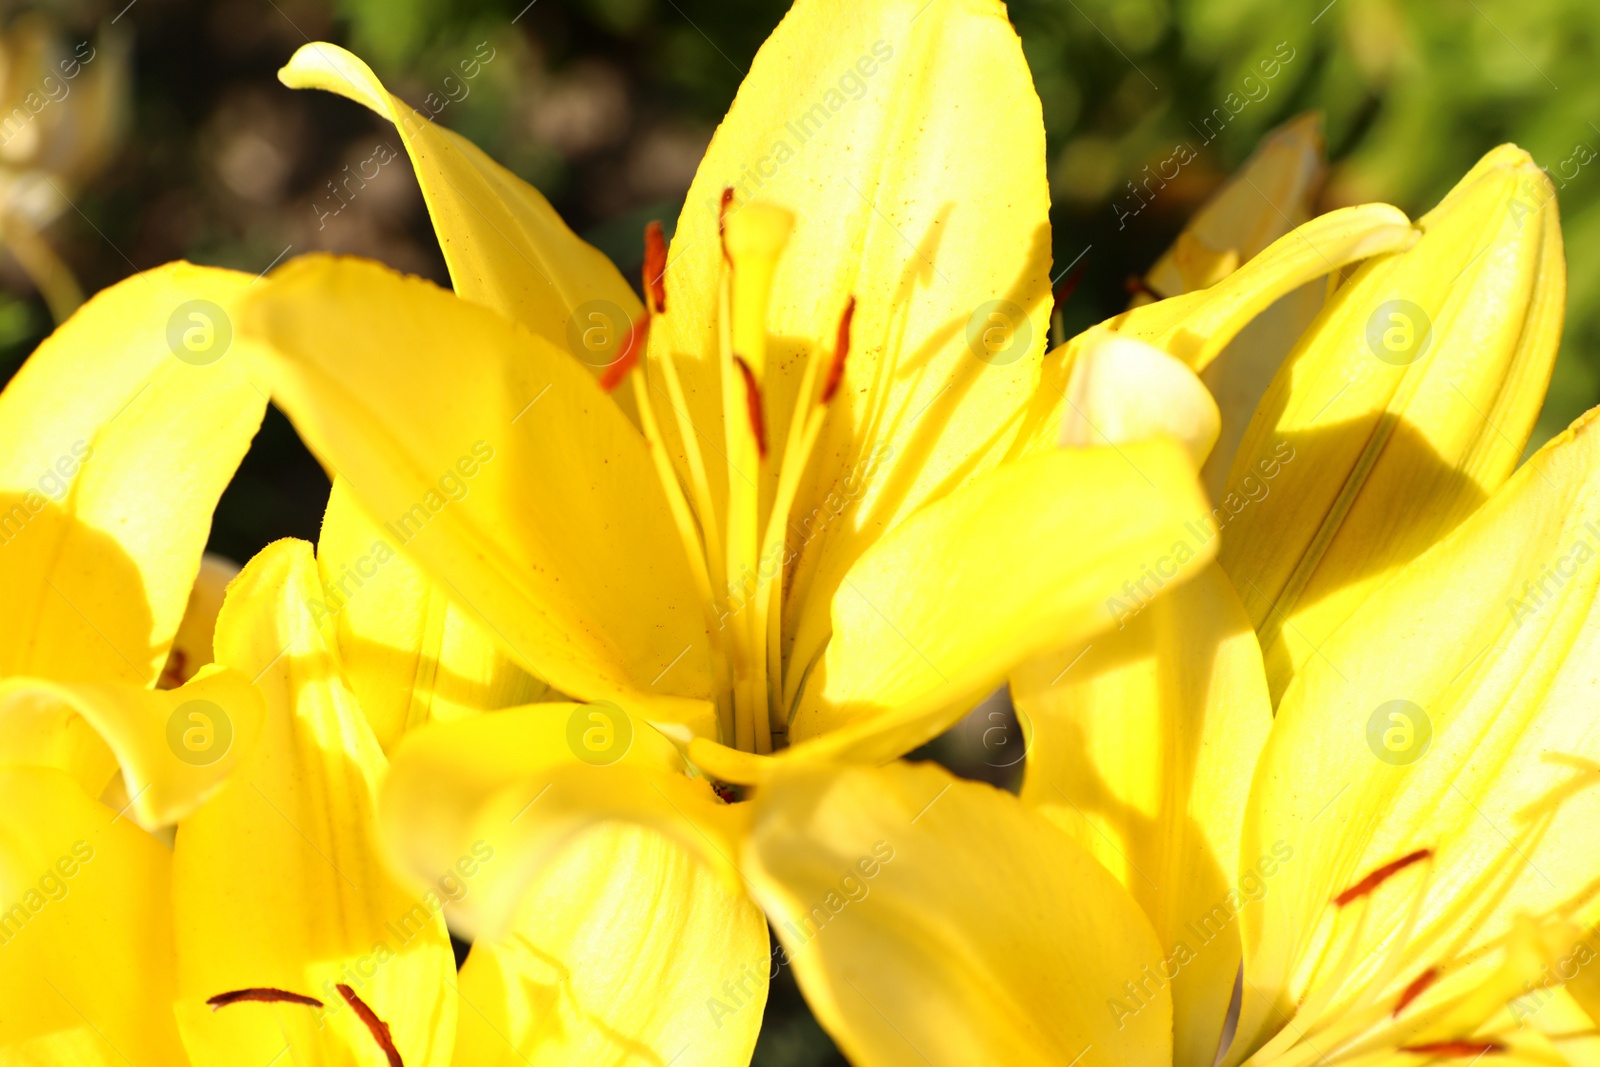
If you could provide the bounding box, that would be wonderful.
[606,190,854,755]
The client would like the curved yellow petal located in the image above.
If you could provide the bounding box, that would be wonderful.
[173,539,457,1067]
[278,42,643,414]
[1231,406,1600,1063]
[787,436,1213,764]
[651,0,1051,676]
[1219,145,1564,700]
[317,477,547,751]
[379,706,768,1065]
[0,766,187,1064]
[0,663,264,830]
[1020,203,1417,462]
[1145,113,1327,301]
[1012,563,1272,1067]
[0,262,266,686]
[0,686,116,797]
[451,825,767,1067]
[380,704,743,938]
[741,761,1171,1067]
[241,255,713,726]
[1144,113,1330,502]
[1058,332,1221,466]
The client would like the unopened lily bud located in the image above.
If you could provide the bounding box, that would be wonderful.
[1219,144,1565,699]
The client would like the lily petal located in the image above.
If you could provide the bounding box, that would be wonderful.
[0,262,266,686]
[1011,563,1271,1067]
[380,707,768,1065]
[0,663,264,829]
[0,766,187,1064]
[1219,145,1563,700]
[1231,406,1600,1063]
[1142,113,1330,501]
[1144,113,1327,302]
[317,477,547,752]
[278,42,643,411]
[450,827,766,1067]
[787,436,1214,763]
[242,255,713,726]
[1058,333,1221,467]
[653,0,1051,675]
[741,761,1171,1066]
[172,539,457,1067]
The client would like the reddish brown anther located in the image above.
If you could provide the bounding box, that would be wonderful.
[734,355,767,459]
[1334,848,1433,907]
[719,187,735,260]
[821,296,856,405]
[1054,261,1087,312]
[1124,274,1159,300]
[599,314,650,392]
[1393,967,1440,1017]
[643,220,668,314]
[1399,1041,1504,1057]
[207,987,324,1010]
[337,984,404,1067]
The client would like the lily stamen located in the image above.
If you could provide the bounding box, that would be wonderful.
[1392,967,1440,1017]
[733,355,767,460]
[1398,1040,1505,1057]
[1333,848,1433,907]
[206,987,324,1010]
[821,296,855,405]
[643,220,668,314]
[337,983,405,1067]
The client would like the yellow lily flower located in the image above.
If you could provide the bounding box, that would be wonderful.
[722,397,1600,1067]
[227,5,1448,1056]
[242,1,1243,779]
[0,262,271,1061]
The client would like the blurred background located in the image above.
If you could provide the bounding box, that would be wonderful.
[0,0,1593,1061]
